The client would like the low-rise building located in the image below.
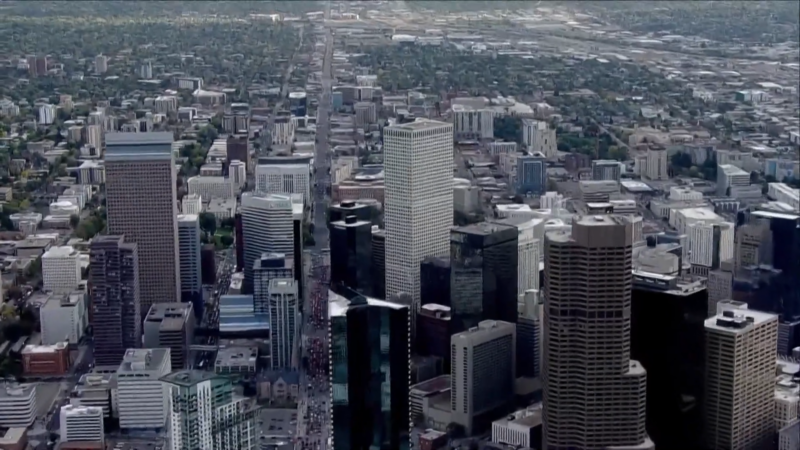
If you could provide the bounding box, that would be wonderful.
[491,404,543,448]
[258,371,300,404]
[21,342,71,377]
[215,346,257,376]
[70,373,117,419]
[59,405,104,444]
[40,292,86,345]
[0,428,27,450]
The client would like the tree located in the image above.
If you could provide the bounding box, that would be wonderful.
[493,116,522,143]
[26,258,41,279]
[607,145,628,161]
[199,213,217,235]
[670,152,692,169]
[220,235,233,247]
[69,214,80,229]
[446,422,465,441]
[220,217,236,229]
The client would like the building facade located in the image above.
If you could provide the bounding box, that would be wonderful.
[384,120,453,331]
[543,215,653,450]
[89,235,141,366]
[143,303,195,370]
[268,279,298,370]
[330,291,410,450]
[117,348,172,430]
[104,132,180,313]
[177,214,202,314]
[330,215,373,296]
[240,193,294,294]
[42,246,81,293]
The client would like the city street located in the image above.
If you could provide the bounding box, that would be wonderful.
[295,2,333,449]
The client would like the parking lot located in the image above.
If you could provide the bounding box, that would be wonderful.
[259,408,297,437]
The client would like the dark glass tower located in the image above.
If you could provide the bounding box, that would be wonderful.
[330,215,373,296]
[631,271,708,450]
[450,222,518,333]
[328,201,373,228]
[371,229,386,299]
[330,291,410,450]
[420,257,451,307]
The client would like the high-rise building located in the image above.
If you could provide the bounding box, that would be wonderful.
[177,214,202,316]
[268,279,298,370]
[162,370,257,450]
[328,201,373,228]
[384,119,453,327]
[240,192,294,293]
[522,119,557,158]
[181,194,202,215]
[117,348,172,430]
[631,270,708,449]
[39,104,56,125]
[89,235,141,366]
[105,132,180,314]
[543,215,653,450]
[591,159,623,181]
[60,405,104,444]
[516,289,542,378]
[451,320,516,435]
[330,215,373,296]
[229,159,247,191]
[226,134,250,170]
[42,246,81,293]
[645,147,669,181]
[253,253,293,314]
[143,303,195,370]
[420,257,450,307]
[139,60,153,79]
[704,308,778,450]
[416,303,451,365]
[516,153,548,196]
[371,228,386,299]
[450,222,518,333]
[329,290,410,450]
[494,217,543,299]
[255,164,310,203]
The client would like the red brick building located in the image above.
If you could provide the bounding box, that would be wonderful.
[21,342,71,377]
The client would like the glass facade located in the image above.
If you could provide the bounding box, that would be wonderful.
[331,296,410,450]
[450,223,519,333]
[330,218,373,296]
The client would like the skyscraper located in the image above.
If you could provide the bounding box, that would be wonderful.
[384,119,453,328]
[90,235,141,366]
[105,132,180,315]
[631,270,708,449]
[517,289,542,379]
[253,253,293,314]
[177,214,202,318]
[329,290,410,450]
[371,228,386,299]
[162,370,257,450]
[451,320,516,435]
[420,257,451,307]
[543,215,653,450]
[268,278,298,370]
[516,153,548,196]
[704,307,778,450]
[450,222,518,333]
[330,215,373,296]
[240,192,294,294]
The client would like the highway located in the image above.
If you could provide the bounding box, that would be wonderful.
[296,3,333,449]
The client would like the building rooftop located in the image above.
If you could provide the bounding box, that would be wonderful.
[177,214,199,223]
[492,403,543,429]
[161,370,219,387]
[0,383,35,399]
[705,309,778,334]
[452,221,517,237]
[574,214,630,227]
[105,131,173,146]
[679,207,722,221]
[118,348,170,373]
[388,118,451,131]
[410,374,451,396]
[719,164,749,176]
[215,346,258,367]
[632,270,707,296]
[328,289,408,317]
[268,278,297,294]
[42,292,84,310]
[22,342,68,354]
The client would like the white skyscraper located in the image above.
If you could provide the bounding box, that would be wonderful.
[704,308,778,450]
[384,119,453,325]
[177,214,202,307]
[522,119,557,159]
[645,147,669,181]
[255,164,310,203]
[42,246,81,293]
[229,159,247,191]
[240,193,294,293]
[94,55,108,74]
[268,278,298,370]
[60,405,104,443]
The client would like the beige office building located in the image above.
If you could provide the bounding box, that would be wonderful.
[543,215,653,450]
[450,320,516,436]
[105,132,180,315]
[704,308,778,450]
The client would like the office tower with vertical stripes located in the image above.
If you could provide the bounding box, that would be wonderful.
[384,119,453,332]
[543,215,653,450]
